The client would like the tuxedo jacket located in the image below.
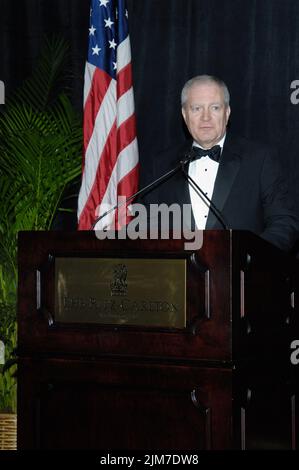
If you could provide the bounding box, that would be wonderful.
[140,133,299,252]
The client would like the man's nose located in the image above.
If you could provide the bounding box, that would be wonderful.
[201,108,211,120]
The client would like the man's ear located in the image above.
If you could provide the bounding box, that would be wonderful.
[181,107,186,121]
[226,105,231,122]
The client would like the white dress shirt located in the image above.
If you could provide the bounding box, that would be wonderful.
[188,135,226,229]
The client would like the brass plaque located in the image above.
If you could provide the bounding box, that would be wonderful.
[55,258,186,328]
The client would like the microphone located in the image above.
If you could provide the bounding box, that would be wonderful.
[180,154,228,230]
[90,147,228,231]
[90,156,188,230]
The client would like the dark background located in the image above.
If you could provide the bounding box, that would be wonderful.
[1,0,299,242]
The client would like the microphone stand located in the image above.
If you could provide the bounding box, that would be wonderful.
[90,157,188,230]
[90,149,228,231]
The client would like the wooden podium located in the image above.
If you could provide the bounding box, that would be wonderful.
[17,230,299,450]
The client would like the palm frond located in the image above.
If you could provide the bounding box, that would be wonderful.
[10,36,70,111]
[0,36,82,412]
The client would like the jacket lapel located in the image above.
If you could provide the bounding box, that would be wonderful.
[206,133,242,229]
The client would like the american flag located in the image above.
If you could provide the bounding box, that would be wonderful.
[78,0,139,230]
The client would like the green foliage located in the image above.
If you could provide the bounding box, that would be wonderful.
[0,36,82,412]
[0,302,17,413]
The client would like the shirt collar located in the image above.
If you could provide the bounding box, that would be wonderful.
[193,133,226,152]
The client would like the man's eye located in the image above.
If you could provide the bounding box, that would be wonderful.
[191,105,201,112]
[211,105,220,111]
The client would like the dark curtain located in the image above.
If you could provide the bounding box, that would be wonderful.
[1,0,299,232]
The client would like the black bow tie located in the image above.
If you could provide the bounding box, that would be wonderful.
[191,145,221,162]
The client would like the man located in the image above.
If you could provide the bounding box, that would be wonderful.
[140,74,299,252]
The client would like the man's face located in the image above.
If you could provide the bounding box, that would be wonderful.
[182,82,231,149]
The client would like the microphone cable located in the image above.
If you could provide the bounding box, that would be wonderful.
[180,159,228,230]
